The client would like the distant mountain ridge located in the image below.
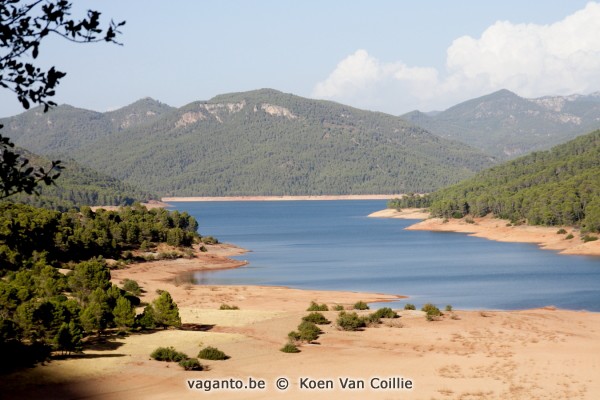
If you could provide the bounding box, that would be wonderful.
[1,89,494,196]
[402,89,600,159]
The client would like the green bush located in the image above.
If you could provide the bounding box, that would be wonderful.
[219,304,239,310]
[445,305,453,312]
[565,233,574,240]
[150,346,188,362]
[280,342,300,353]
[333,304,344,311]
[307,301,328,311]
[201,236,219,245]
[179,358,203,371]
[363,313,381,326]
[556,228,567,234]
[302,312,330,325]
[336,311,366,331]
[465,217,475,224]
[288,331,301,342]
[422,303,442,321]
[404,303,416,310]
[353,301,369,310]
[371,307,398,319]
[582,235,598,243]
[297,321,321,342]
[198,346,229,360]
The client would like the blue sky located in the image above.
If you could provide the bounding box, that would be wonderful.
[1,0,597,117]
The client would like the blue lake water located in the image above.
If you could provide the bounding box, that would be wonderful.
[171,200,600,311]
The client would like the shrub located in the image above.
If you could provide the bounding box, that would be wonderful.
[371,307,398,319]
[288,331,301,342]
[465,217,475,224]
[307,301,328,311]
[297,321,321,342]
[582,235,598,243]
[219,304,239,310]
[353,301,369,310]
[201,236,219,245]
[333,304,344,311]
[363,313,381,326]
[179,358,203,371]
[556,228,567,234]
[445,305,453,312]
[151,346,188,362]
[280,343,300,353]
[421,303,442,316]
[403,303,416,310]
[302,312,330,325]
[336,311,366,331]
[565,233,574,240]
[422,303,442,321]
[198,346,229,360]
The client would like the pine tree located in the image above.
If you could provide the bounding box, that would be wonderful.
[152,291,181,329]
[113,296,135,329]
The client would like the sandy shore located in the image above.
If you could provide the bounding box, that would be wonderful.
[368,208,430,219]
[407,214,600,257]
[162,195,400,202]
[2,243,600,399]
[370,208,600,257]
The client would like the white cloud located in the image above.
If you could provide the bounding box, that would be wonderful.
[312,2,600,114]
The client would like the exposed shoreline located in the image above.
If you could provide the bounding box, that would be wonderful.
[370,208,600,257]
[3,242,600,399]
[162,194,400,202]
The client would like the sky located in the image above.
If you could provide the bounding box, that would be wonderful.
[1,0,599,117]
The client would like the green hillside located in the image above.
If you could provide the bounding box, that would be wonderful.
[2,98,173,157]
[8,148,155,211]
[402,89,600,159]
[2,89,495,196]
[419,130,600,232]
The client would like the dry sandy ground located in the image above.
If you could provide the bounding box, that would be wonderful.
[2,244,600,400]
[405,214,600,257]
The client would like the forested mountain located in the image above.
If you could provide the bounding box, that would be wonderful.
[420,130,600,232]
[2,98,172,157]
[8,148,155,210]
[402,89,600,159]
[2,89,494,196]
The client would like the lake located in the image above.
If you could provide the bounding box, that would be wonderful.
[171,200,600,311]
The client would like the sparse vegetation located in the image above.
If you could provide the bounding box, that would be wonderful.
[371,307,398,319]
[556,228,567,234]
[566,233,574,239]
[445,305,453,312]
[198,346,229,361]
[353,301,369,310]
[280,342,300,353]
[302,312,330,325]
[307,301,329,311]
[150,346,188,362]
[404,303,416,310]
[422,303,442,321]
[336,311,367,331]
[219,304,239,310]
[297,321,321,342]
[582,235,598,243]
[121,279,142,296]
[178,358,203,371]
[333,304,345,311]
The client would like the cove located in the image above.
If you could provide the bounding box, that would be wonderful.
[172,200,600,311]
